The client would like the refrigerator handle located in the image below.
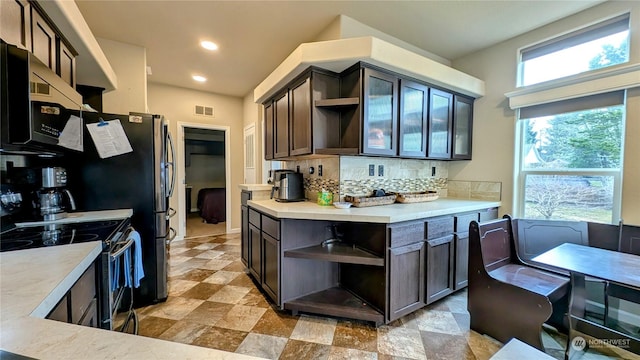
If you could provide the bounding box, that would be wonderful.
[166,131,177,198]
[166,207,177,220]
[166,227,177,245]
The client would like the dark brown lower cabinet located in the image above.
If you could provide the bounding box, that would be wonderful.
[241,205,249,265]
[46,262,98,328]
[454,233,469,290]
[78,299,98,327]
[426,235,454,304]
[48,294,69,323]
[241,206,498,325]
[262,232,280,304]
[388,241,425,322]
[248,224,262,280]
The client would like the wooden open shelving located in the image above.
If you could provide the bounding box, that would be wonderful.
[314,97,359,107]
[284,243,384,266]
[284,287,384,326]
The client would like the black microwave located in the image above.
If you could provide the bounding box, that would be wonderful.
[0,40,83,156]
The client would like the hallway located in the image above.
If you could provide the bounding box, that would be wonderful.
[185,212,226,239]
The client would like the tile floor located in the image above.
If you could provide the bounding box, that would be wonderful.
[134,233,631,360]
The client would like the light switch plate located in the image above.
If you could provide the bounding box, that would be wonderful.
[369,164,375,176]
[378,165,384,176]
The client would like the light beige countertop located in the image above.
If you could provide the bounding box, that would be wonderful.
[238,183,273,191]
[248,198,501,223]
[15,209,134,227]
[0,242,261,359]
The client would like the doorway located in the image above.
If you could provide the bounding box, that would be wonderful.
[176,122,231,241]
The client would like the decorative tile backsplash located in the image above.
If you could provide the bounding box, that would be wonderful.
[281,155,501,202]
[447,180,502,201]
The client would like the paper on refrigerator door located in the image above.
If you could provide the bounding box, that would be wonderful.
[86,119,133,158]
[58,114,84,151]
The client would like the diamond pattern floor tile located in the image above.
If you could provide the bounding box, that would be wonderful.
[136,232,623,360]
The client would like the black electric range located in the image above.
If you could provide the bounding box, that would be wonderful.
[0,219,130,252]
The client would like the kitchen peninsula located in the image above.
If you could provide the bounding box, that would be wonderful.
[242,197,500,325]
[0,241,260,360]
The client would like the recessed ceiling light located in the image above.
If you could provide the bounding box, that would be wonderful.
[200,41,218,51]
[192,75,207,82]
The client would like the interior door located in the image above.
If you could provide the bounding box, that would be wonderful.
[244,124,256,184]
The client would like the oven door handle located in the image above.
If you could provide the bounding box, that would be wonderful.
[111,237,135,260]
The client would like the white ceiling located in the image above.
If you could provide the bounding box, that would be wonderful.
[74,0,604,98]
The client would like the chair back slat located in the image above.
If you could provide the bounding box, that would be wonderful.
[478,218,514,272]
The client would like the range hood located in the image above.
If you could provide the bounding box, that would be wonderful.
[253,36,485,104]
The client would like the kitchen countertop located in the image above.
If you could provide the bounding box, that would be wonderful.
[238,184,273,191]
[248,198,501,223]
[14,209,134,227]
[0,243,261,360]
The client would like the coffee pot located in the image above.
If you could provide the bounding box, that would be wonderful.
[38,167,76,221]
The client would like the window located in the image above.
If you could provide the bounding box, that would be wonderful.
[516,91,625,223]
[519,13,630,86]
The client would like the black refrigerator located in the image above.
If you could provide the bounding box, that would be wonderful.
[63,109,176,307]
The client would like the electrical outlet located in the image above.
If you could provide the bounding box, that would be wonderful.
[318,165,323,176]
[431,166,436,176]
[369,164,375,176]
[378,165,384,176]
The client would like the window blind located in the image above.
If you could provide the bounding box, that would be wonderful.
[519,90,625,119]
[521,13,629,62]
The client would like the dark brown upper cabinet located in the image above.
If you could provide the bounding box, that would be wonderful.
[264,101,274,160]
[263,69,341,160]
[452,95,473,160]
[57,40,75,87]
[289,77,312,156]
[273,91,290,159]
[263,63,474,161]
[427,88,453,159]
[1,1,78,88]
[362,68,398,156]
[30,8,56,71]
[0,0,31,50]
[398,80,428,158]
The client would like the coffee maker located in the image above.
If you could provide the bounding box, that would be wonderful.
[38,167,76,221]
[270,169,305,202]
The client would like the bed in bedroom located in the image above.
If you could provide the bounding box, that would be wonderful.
[197,188,226,224]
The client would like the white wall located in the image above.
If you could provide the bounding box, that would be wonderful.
[314,15,450,66]
[450,1,640,223]
[97,38,147,114]
[147,83,244,231]
[243,94,264,182]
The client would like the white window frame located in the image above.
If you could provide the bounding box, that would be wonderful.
[517,12,630,87]
[513,96,625,224]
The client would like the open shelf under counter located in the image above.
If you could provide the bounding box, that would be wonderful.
[284,287,384,326]
[284,243,384,266]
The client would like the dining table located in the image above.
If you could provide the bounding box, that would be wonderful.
[532,243,640,359]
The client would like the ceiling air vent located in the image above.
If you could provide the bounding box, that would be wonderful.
[194,105,214,117]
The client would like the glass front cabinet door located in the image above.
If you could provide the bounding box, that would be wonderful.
[362,68,398,156]
[399,80,428,158]
[427,89,453,159]
[452,95,473,160]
